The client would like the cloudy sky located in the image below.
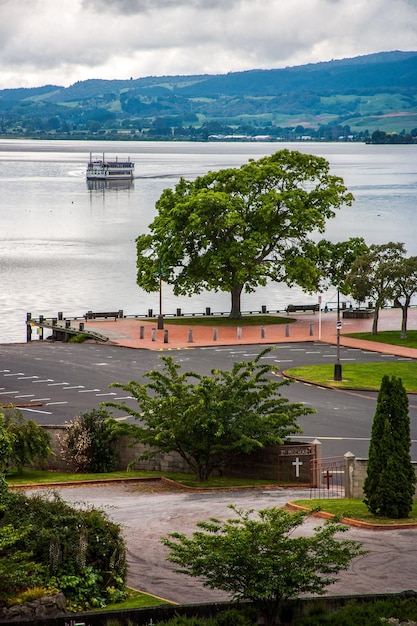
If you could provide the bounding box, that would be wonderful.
[1,0,417,90]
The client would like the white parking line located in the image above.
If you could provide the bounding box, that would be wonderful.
[32,379,54,383]
[4,372,25,376]
[18,376,39,380]
[78,389,100,393]
[95,392,117,397]
[65,385,85,390]
[14,394,35,399]
[47,382,69,386]
[0,390,18,395]
[45,401,69,406]
[32,398,51,402]
[20,407,52,414]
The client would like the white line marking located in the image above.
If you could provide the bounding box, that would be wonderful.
[45,401,69,406]
[65,386,85,390]
[4,372,25,377]
[18,376,39,380]
[95,392,117,397]
[32,379,54,383]
[0,390,18,395]
[47,382,69,386]
[15,394,35,399]
[20,408,52,414]
[78,389,100,393]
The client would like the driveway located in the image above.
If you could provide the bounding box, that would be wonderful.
[37,482,417,605]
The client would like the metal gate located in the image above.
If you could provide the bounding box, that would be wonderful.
[309,456,345,498]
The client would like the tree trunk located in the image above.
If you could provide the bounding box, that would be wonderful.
[372,306,379,335]
[229,284,243,319]
[400,298,410,339]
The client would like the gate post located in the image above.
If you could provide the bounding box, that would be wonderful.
[344,451,356,498]
[311,439,322,488]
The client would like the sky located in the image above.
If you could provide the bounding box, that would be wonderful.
[1,0,417,90]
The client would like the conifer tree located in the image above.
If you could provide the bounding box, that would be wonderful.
[364,375,416,518]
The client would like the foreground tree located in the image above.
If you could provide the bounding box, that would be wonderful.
[106,349,313,481]
[364,376,416,518]
[136,150,353,318]
[162,505,364,626]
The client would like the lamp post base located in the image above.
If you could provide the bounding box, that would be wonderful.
[334,363,342,382]
[157,315,164,330]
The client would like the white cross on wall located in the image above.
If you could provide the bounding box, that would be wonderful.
[292,457,303,477]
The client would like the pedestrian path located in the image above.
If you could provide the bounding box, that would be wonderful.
[83,307,417,359]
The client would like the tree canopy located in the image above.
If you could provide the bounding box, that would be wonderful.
[136,149,353,318]
[162,505,365,626]
[106,349,313,481]
[347,242,417,335]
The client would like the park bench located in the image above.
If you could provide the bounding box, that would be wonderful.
[342,309,374,319]
[286,304,319,314]
[84,310,122,321]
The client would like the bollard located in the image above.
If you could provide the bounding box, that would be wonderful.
[148,308,153,318]
[176,308,182,317]
[52,318,57,326]
[164,330,169,343]
[157,314,164,330]
[205,307,211,316]
[237,326,242,340]
[261,305,267,314]
[140,326,145,339]
[213,328,218,341]
[309,323,314,336]
[188,328,193,343]
[65,319,71,328]
[151,328,156,341]
[285,324,290,337]
[26,313,32,343]
[118,309,124,319]
[261,326,266,339]
[79,322,84,331]
[39,314,44,323]
[58,311,63,320]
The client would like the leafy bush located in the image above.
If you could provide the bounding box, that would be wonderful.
[298,596,417,625]
[59,407,128,472]
[0,484,127,609]
[0,407,52,473]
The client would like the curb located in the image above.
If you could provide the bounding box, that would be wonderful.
[286,501,417,530]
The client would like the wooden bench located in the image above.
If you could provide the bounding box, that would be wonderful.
[286,304,319,314]
[84,311,121,321]
[342,309,374,319]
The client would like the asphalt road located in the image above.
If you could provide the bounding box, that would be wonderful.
[1,340,417,459]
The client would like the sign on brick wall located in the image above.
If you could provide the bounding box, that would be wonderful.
[278,443,315,484]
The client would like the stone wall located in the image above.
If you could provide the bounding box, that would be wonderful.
[0,593,67,622]
[41,426,314,480]
[344,452,417,498]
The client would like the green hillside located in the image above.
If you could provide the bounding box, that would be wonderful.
[1,51,416,141]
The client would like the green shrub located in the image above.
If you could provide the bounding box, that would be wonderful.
[298,596,417,625]
[0,407,52,473]
[0,486,127,609]
[69,334,87,343]
[59,407,126,472]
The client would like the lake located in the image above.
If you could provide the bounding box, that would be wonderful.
[0,139,416,343]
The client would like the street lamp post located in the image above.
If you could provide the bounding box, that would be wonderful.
[157,260,165,330]
[334,289,342,381]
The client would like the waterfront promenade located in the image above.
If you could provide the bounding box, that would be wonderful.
[83,307,417,359]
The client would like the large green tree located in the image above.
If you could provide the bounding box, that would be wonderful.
[136,150,353,318]
[347,242,405,334]
[392,255,417,339]
[106,349,313,481]
[364,375,416,518]
[162,505,364,626]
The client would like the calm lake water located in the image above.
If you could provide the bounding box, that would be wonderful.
[0,139,416,343]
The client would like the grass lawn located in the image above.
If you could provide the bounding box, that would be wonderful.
[104,588,173,610]
[5,468,279,489]
[284,361,417,392]
[345,329,417,350]
[139,314,292,327]
[292,498,417,525]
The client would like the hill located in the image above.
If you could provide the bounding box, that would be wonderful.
[1,51,416,141]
